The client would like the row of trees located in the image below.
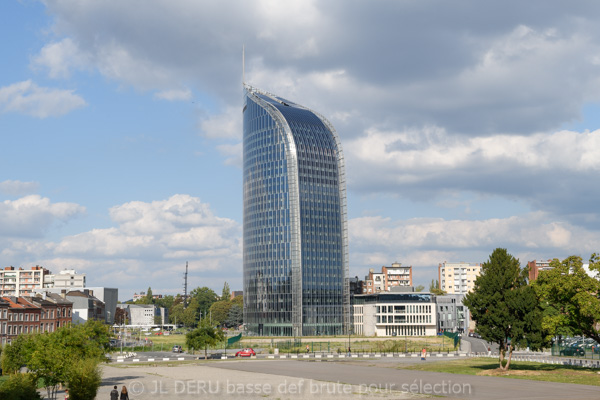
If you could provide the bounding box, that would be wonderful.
[0,320,110,400]
[132,282,243,328]
[464,248,600,371]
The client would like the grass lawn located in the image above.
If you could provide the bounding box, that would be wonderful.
[400,357,600,386]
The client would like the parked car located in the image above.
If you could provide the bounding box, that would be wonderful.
[559,346,585,357]
[172,345,183,353]
[235,348,256,357]
[210,352,224,359]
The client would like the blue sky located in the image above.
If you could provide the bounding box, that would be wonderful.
[2,1,600,300]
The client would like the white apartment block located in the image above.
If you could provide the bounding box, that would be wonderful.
[0,266,51,296]
[46,269,86,288]
[353,292,437,336]
[438,262,482,294]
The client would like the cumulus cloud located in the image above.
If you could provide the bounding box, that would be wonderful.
[0,195,85,238]
[55,194,240,260]
[348,212,600,274]
[345,127,600,220]
[0,80,86,118]
[0,180,39,196]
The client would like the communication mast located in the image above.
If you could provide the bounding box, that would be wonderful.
[183,261,189,309]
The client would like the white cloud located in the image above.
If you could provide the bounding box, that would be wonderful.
[0,80,86,118]
[348,212,600,274]
[199,106,241,139]
[154,88,192,101]
[0,195,85,238]
[0,180,39,196]
[216,143,243,167]
[55,194,240,260]
[31,38,89,79]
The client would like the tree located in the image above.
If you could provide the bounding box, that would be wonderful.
[464,248,547,371]
[533,255,600,343]
[65,358,102,400]
[1,333,36,374]
[0,373,42,400]
[429,279,446,295]
[114,307,128,325]
[143,287,154,304]
[189,287,219,317]
[225,304,243,328]
[1,320,110,400]
[155,294,175,310]
[186,318,225,359]
[221,281,231,300]
[414,285,425,292]
[209,301,232,327]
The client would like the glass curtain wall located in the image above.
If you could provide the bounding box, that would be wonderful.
[243,86,348,336]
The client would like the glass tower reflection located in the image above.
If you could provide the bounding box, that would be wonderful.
[243,86,349,336]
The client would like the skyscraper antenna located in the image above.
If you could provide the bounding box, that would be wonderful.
[242,45,245,85]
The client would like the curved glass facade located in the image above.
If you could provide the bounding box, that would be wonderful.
[243,86,349,336]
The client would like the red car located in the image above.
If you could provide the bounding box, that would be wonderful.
[235,348,256,357]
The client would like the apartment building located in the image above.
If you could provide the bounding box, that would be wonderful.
[364,262,413,294]
[527,259,553,281]
[0,266,52,296]
[46,269,86,288]
[438,262,482,294]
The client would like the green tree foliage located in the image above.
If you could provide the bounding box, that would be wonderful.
[1,320,110,399]
[145,287,154,303]
[464,248,547,371]
[155,294,175,310]
[221,281,231,300]
[169,302,185,325]
[189,287,219,316]
[225,304,243,328]
[0,373,42,400]
[186,318,225,359]
[533,255,600,343]
[209,301,232,327]
[429,279,446,295]
[1,333,36,374]
[231,295,243,307]
[65,358,103,400]
[414,285,425,292]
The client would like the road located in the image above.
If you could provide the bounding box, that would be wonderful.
[208,359,600,399]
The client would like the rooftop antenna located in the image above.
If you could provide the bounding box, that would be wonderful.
[242,45,247,87]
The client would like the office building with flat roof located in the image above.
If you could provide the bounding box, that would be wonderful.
[243,85,349,336]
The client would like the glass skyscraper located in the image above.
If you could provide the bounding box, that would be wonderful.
[243,86,349,336]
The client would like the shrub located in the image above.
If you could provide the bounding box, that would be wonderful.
[0,373,43,400]
[66,359,102,400]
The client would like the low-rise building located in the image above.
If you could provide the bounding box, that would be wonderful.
[118,303,169,326]
[435,294,470,333]
[67,289,106,324]
[352,292,437,336]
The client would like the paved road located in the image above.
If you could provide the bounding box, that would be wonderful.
[208,359,600,399]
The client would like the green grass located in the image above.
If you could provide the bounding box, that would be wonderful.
[400,357,600,386]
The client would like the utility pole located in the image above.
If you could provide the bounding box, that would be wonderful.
[183,261,189,309]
